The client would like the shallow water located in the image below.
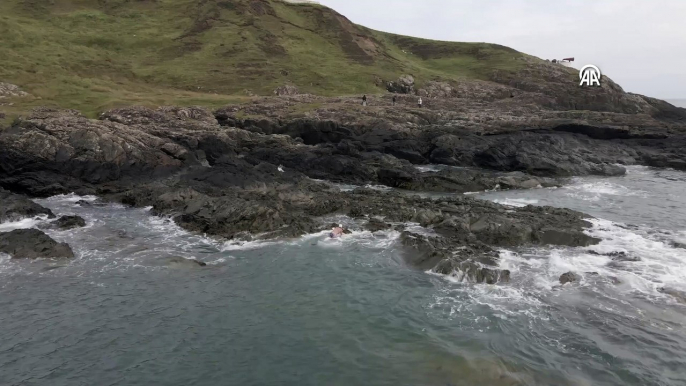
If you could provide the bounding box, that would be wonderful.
[1,166,686,385]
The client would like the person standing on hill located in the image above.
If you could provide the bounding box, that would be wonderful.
[392,95,397,106]
[362,94,367,106]
[418,97,423,108]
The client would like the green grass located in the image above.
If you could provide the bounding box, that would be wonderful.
[0,0,526,118]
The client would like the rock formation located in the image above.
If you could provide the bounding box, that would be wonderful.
[53,215,87,230]
[0,229,75,259]
[0,91,684,283]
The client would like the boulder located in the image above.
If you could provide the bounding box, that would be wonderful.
[364,217,392,232]
[386,75,415,94]
[434,256,510,284]
[537,228,600,247]
[399,232,449,270]
[417,81,457,98]
[53,215,86,230]
[559,271,581,284]
[0,189,55,222]
[0,229,75,259]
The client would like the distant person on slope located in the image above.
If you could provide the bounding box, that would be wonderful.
[392,95,397,106]
[418,97,423,108]
[362,95,367,106]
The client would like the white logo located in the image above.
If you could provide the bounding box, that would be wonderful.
[579,64,601,87]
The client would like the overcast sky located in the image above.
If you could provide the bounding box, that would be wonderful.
[317,0,686,99]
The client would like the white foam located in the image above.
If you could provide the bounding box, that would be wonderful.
[564,180,646,202]
[43,193,98,203]
[0,215,49,232]
[584,218,686,294]
[404,222,438,237]
[428,270,548,322]
[492,198,539,208]
[624,165,653,175]
[363,184,393,191]
[429,214,686,323]
[415,165,442,173]
[206,257,230,265]
[221,239,283,251]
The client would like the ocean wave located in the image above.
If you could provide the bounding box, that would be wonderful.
[0,215,50,232]
[564,180,647,201]
[428,215,686,325]
[43,193,99,203]
[584,218,686,296]
[492,198,539,207]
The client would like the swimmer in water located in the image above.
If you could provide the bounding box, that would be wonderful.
[330,224,344,238]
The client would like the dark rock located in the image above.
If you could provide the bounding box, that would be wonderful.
[608,251,640,262]
[588,250,640,262]
[75,200,92,207]
[386,75,415,94]
[164,256,207,268]
[559,272,581,285]
[399,232,448,270]
[434,257,511,284]
[364,218,392,232]
[0,188,55,222]
[537,228,600,247]
[5,102,677,286]
[400,231,510,284]
[0,229,74,259]
[53,215,86,230]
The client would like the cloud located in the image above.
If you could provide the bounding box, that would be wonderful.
[317,0,686,98]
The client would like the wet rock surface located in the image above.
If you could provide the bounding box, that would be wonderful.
[0,228,75,259]
[559,271,581,285]
[0,188,55,222]
[53,215,87,230]
[1,95,684,282]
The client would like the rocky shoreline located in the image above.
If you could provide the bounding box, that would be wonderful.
[1,93,684,283]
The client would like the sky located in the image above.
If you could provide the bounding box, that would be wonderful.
[316,0,686,99]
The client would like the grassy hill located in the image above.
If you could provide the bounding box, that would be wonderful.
[0,0,526,118]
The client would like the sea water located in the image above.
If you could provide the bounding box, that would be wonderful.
[1,166,685,385]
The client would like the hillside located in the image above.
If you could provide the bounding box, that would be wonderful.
[0,0,529,118]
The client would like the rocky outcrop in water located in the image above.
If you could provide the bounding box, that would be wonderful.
[1,93,684,282]
[0,188,55,222]
[559,272,581,285]
[53,215,86,230]
[0,229,75,259]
